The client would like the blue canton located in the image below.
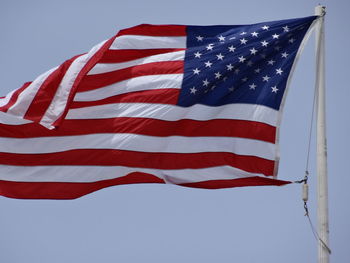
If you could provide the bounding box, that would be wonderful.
[177,16,317,110]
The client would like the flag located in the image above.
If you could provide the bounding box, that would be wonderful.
[0,16,318,199]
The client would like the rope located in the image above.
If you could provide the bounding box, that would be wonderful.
[304,201,332,254]
[292,82,331,254]
[293,179,331,254]
[305,75,318,173]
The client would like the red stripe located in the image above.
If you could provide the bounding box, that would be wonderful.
[23,55,81,122]
[52,36,119,128]
[0,118,276,143]
[78,61,184,92]
[0,173,165,199]
[71,89,180,108]
[0,150,275,176]
[117,24,186,37]
[0,175,289,200]
[179,176,291,189]
[100,49,186,63]
[0,82,31,112]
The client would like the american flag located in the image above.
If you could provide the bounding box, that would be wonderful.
[0,16,318,199]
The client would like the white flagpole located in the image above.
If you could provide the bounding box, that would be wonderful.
[314,5,330,263]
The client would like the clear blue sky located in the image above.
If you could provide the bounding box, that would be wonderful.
[0,0,348,262]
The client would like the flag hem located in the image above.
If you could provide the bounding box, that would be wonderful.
[272,16,319,178]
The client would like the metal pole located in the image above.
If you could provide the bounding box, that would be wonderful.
[314,5,330,263]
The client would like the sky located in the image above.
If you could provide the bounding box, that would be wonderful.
[0,0,349,262]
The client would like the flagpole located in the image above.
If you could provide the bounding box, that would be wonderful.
[314,5,330,263]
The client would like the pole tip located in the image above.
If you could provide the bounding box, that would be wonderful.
[315,5,326,16]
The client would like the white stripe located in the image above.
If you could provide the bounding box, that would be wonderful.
[88,50,185,75]
[1,103,278,127]
[0,133,276,160]
[0,164,262,183]
[67,103,278,126]
[111,35,186,50]
[7,67,58,117]
[40,40,107,129]
[0,89,16,107]
[0,111,32,125]
[74,74,183,102]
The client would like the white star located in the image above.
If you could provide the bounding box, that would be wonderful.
[214,72,222,79]
[238,56,246,63]
[267,59,275,65]
[229,86,235,92]
[190,87,197,94]
[202,79,210,87]
[218,35,225,42]
[241,77,248,82]
[283,26,290,32]
[223,76,228,81]
[193,68,201,75]
[262,25,270,30]
[260,53,267,59]
[211,85,216,90]
[249,83,257,90]
[240,32,247,35]
[276,68,283,75]
[216,53,224,60]
[250,47,258,55]
[206,43,214,50]
[234,68,240,74]
[194,51,202,58]
[254,68,261,74]
[271,86,279,93]
[272,33,279,39]
[262,75,270,82]
[240,38,248,44]
[196,36,204,41]
[281,52,289,58]
[289,38,295,43]
[228,45,236,52]
[226,64,234,71]
[261,40,269,47]
[246,60,253,67]
[251,31,259,37]
[204,61,212,68]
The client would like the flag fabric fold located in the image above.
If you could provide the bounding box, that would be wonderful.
[0,16,318,199]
